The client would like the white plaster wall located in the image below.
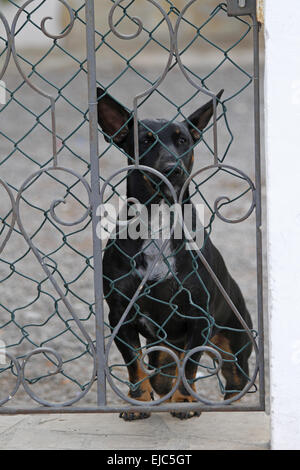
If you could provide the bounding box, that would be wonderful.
[265,0,300,450]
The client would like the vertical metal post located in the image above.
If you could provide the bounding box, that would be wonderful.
[252,11,265,410]
[85,0,106,406]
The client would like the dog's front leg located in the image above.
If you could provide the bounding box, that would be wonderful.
[109,313,153,421]
[170,321,204,419]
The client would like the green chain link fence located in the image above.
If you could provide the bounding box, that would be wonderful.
[0,0,259,407]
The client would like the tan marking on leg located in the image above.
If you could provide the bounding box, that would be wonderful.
[209,333,243,392]
[121,352,153,421]
[209,333,233,360]
[168,350,201,418]
[171,384,197,403]
[129,352,153,402]
[171,350,198,404]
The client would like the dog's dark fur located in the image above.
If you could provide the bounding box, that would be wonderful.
[97,87,253,421]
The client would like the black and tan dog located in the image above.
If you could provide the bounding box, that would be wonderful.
[97,87,253,420]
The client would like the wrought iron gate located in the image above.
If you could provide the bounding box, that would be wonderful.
[0,0,264,415]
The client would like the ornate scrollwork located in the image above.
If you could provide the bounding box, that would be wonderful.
[40,0,75,40]
[13,167,96,406]
[181,344,257,406]
[108,1,143,40]
[9,0,74,99]
[20,347,85,407]
[0,2,95,407]
[179,164,256,224]
[181,345,223,405]
[104,0,260,408]
[7,0,75,164]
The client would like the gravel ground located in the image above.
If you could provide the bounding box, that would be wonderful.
[0,44,267,413]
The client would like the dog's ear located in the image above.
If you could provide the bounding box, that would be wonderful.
[184,89,224,142]
[97,87,132,146]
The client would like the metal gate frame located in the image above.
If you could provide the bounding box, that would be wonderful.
[0,0,264,415]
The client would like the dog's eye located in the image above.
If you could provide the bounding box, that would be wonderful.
[178,137,187,145]
[143,132,154,145]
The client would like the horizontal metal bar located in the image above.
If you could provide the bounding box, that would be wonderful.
[0,403,265,415]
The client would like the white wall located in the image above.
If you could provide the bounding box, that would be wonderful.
[265,0,300,450]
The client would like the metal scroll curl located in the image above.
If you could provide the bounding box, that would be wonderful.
[40,0,75,40]
[11,0,75,87]
[180,163,257,224]
[9,0,75,165]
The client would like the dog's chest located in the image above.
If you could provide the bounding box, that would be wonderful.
[138,238,175,280]
[136,202,176,281]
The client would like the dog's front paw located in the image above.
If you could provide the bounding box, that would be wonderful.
[119,411,151,421]
[170,389,201,420]
[170,409,201,420]
[120,388,154,421]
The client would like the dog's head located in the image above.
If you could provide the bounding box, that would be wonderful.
[97,87,223,200]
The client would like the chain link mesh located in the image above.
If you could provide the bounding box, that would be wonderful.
[0,0,259,407]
